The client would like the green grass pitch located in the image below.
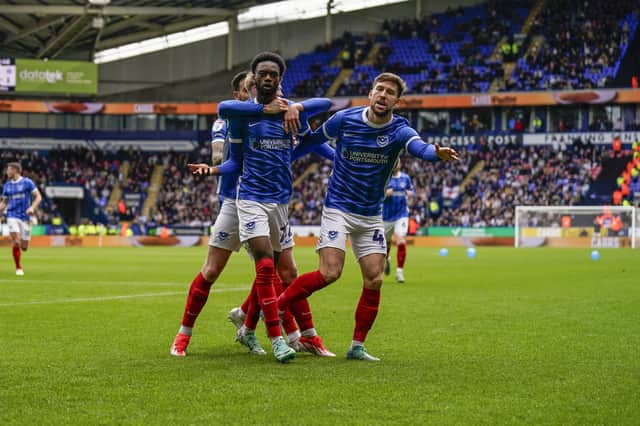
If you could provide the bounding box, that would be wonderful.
[1,246,638,425]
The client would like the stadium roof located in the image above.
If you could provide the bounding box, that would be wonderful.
[0,0,282,61]
[0,0,408,63]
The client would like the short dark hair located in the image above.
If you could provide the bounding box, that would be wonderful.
[250,52,286,77]
[231,71,248,92]
[7,162,21,173]
[373,72,407,97]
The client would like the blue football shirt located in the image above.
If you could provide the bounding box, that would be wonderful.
[383,172,415,222]
[211,118,240,201]
[2,177,37,221]
[319,106,423,217]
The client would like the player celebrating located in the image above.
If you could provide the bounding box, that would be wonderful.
[192,52,334,362]
[383,160,415,283]
[186,70,335,359]
[277,72,459,361]
[170,72,254,357]
[223,71,336,357]
[0,162,42,276]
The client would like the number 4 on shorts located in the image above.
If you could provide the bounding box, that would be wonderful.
[372,229,384,246]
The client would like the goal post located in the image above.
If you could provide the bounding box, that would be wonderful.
[514,206,638,249]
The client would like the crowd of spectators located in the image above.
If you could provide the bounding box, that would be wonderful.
[289,153,332,225]
[0,138,613,232]
[430,143,602,227]
[335,1,529,96]
[152,145,218,228]
[0,147,124,225]
[295,0,637,97]
[506,0,637,91]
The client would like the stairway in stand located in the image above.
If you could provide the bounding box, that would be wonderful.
[141,165,165,218]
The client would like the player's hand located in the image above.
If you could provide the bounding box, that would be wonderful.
[26,207,35,215]
[263,98,289,115]
[284,103,302,134]
[187,163,214,175]
[385,188,393,197]
[435,144,460,161]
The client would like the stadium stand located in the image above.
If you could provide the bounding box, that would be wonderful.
[0,148,122,228]
[288,0,639,96]
[153,147,218,228]
[503,0,639,91]
[332,2,531,95]
[426,143,605,227]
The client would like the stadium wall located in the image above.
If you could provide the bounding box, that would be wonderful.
[99,0,481,97]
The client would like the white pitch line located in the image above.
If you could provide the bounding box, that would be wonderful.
[0,286,250,307]
[0,278,188,286]
[0,279,246,287]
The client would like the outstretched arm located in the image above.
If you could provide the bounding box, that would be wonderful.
[218,98,288,119]
[299,98,332,117]
[292,109,344,146]
[188,138,243,176]
[405,132,459,162]
[292,139,335,162]
[284,98,332,134]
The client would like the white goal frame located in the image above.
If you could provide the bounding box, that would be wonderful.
[514,206,638,249]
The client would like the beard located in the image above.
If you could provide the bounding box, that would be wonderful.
[257,82,277,99]
[371,103,391,117]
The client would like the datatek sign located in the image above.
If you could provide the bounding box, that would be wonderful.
[15,59,97,94]
[523,131,640,146]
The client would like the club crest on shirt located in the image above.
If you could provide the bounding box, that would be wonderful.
[376,135,390,147]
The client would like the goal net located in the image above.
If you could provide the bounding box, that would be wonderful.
[514,206,638,249]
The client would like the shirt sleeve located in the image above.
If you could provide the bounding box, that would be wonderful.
[211,119,227,143]
[297,111,311,137]
[300,98,332,117]
[227,116,245,141]
[216,141,243,175]
[399,126,439,162]
[296,98,331,138]
[27,179,37,193]
[313,143,335,161]
[321,110,343,141]
[217,100,264,119]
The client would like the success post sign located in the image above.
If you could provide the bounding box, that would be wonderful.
[15,59,97,94]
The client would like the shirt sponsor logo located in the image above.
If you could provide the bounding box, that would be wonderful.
[251,138,290,150]
[342,149,390,164]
